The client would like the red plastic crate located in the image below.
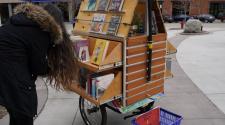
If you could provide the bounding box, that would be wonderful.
[132,107,183,125]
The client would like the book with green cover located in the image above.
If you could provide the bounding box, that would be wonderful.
[87,0,97,11]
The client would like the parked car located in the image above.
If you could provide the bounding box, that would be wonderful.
[217,12,225,22]
[163,15,174,23]
[197,14,215,23]
[173,14,190,22]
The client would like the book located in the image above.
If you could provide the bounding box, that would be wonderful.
[87,0,97,11]
[120,98,153,113]
[96,73,114,90]
[91,78,96,98]
[96,73,114,98]
[107,16,121,35]
[90,14,106,33]
[78,46,90,62]
[97,0,110,11]
[108,0,124,12]
[152,11,158,34]
[73,40,90,62]
[90,39,109,65]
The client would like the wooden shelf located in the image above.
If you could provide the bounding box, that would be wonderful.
[69,72,122,106]
[72,31,124,42]
[78,61,122,72]
[81,10,126,15]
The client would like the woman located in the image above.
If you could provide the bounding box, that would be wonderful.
[0,3,78,125]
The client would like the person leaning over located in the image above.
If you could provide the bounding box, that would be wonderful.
[0,3,79,125]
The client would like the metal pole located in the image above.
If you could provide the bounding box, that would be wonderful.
[147,0,153,81]
[0,14,2,27]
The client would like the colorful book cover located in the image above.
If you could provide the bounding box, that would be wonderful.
[120,98,153,113]
[78,46,90,62]
[87,0,97,11]
[74,40,89,56]
[90,14,106,33]
[96,73,114,90]
[97,0,110,11]
[91,39,109,65]
[108,0,124,11]
[107,16,121,35]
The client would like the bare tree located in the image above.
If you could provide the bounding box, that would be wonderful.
[173,0,191,22]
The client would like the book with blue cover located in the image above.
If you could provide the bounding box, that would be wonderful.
[108,0,124,12]
[107,16,121,35]
[87,0,97,11]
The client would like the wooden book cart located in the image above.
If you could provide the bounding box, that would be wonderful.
[69,0,173,124]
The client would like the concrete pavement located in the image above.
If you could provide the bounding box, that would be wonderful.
[177,26,225,115]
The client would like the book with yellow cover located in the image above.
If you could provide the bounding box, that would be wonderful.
[91,39,109,65]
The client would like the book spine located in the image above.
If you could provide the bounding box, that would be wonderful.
[92,78,96,98]
[89,77,92,95]
[96,80,101,99]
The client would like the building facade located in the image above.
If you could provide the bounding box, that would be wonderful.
[160,0,225,17]
[0,0,76,25]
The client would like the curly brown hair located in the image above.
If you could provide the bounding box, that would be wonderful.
[44,4,79,90]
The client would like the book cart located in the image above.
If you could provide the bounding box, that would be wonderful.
[70,0,172,124]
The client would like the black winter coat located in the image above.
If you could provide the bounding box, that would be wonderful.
[0,4,63,117]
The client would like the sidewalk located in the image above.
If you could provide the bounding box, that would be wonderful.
[177,28,225,115]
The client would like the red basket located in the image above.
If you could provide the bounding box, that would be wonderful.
[132,107,183,125]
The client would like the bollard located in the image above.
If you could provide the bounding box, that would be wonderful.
[180,21,184,29]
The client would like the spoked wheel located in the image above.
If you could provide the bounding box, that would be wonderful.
[79,96,107,125]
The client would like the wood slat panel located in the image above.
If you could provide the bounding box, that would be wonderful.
[126,86,164,105]
[127,35,147,47]
[127,84,147,97]
[126,78,146,90]
[127,54,147,65]
[151,72,164,81]
[148,79,164,89]
[152,58,165,67]
[126,79,164,97]
[152,65,165,74]
[152,42,166,51]
[127,70,146,82]
[126,70,164,83]
[127,63,165,74]
[127,46,147,56]
[127,63,147,73]
[152,34,167,42]
[152,50,166,59]
[127,54,165,66]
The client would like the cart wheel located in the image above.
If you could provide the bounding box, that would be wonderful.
[79,96,107,125]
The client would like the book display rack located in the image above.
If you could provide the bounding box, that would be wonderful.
[70,0,169,111]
